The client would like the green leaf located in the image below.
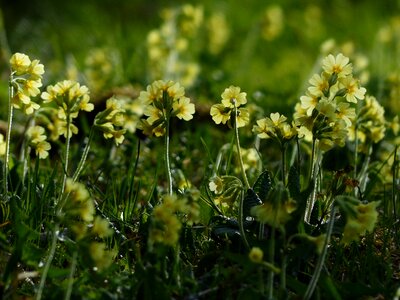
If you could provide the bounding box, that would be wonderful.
[243,188,262,218]
[288,165,301,200]
[252,170,272,202]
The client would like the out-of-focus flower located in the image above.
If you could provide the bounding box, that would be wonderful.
[249,247,264,263]
[26,126,51,159]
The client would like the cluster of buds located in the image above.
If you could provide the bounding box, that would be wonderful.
[63,178,114,269]
[41,80,94,139]
[294,53,366,151]
[9,53,45,115]
[253,112,297,147]
[342,200,380,244]
[348,95,386,152]
[149,194,199,247]
[26,125,51,159]
[94,97,126,145]
[137,80,195,137]
[210,85,250,128]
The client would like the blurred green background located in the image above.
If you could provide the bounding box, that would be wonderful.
[1,0,400,117]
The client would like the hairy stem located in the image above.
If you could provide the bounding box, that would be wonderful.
[164,118,173,196]
[72,127,95,182]
[304,205,336,299]
[64,251,78,300]
[3,77,14,200]
[36,223,60,300]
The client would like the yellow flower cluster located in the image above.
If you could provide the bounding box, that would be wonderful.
[9,53,45,115]
[209,175,242,211]
[261,5,284,41]
[63,178,114,269]
[149,194,198,247]
[294,53,366,151]
[146,4,203,87]
[26,125,51,159]
[137,80,195,137]
[84,48,116,94]
[210,85,250,128]
[41,80,94,139]
[342,201,380,244]
[206,12,230,55]
[120,96,145,134]
[94,97,126,145]
[348,95,386,152]
[253,112,297,146]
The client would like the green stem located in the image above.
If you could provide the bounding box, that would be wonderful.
[304,205,336,300]
[305,139,319,222]
[64,251,78,300]
[233,106,250,189]
[164,117,173,196]
[3,76,14,200]
[267,227,276,300]
[281,144,287,186]
[233,105,250,249]
[61,117,72,196]
[36,223,60,300]
[72,127,95,182]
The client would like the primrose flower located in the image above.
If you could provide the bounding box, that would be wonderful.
[339,76,366,103]
[253,112,297,145]
[221,85,247,108]
[322,53,352,78]
[149,194,195,247]
[89,242,113,270]
[41,80,92,139]
[9,53,45,115]
[137,80,195,137]
[172,96,195,120]
[294,53,367,151]
[26,126,51,159]
[210,85,249,128]
[94,97,126,145]
[342,201,380,244]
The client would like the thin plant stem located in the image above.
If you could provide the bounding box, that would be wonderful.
[305,138,318,222]
[64,251,78,300]
[72,127,95,182]
[36,223,60,300]
[304,204,336,300]
[267,227,276,300]
[233,106,250,189]
[164,117,173,196]
[281,144,287,186]
[61,116,72,196]
[233,105,250,249]
[3,76,14,200]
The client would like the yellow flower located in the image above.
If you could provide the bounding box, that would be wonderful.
[249,247,264,263]
[10,53,31,75]
[340,76,366,103]
[26,126,47,144]
[172,96,195,120]
[322,53,352,78]
[221,85,247,108]
[336,102,355,127]
[308,73,329,97]
[35,141,51,159]
[236,108,250,127]
[209,176,224,194]
[300,93,318,116]
[210,103,230,125]
[92,216,113,238]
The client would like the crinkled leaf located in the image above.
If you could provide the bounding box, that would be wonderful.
[252,170,272,202]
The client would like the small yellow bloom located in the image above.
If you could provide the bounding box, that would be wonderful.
[10,53,31,75]
[322,53,352,78]
[249,247,264,263]
[210,103,230,125]
[221,85,247,108]
[172,96,195,121]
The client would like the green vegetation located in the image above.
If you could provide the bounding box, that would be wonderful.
[0,1,399,299]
